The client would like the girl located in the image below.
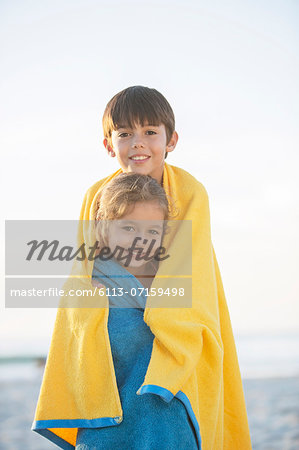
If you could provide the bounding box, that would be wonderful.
[93,171,169,294]
[75,172,198,449]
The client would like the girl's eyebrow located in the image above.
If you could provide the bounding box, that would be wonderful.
[118,221,163,229]
[149,224,163,230]
[119,220,136,226]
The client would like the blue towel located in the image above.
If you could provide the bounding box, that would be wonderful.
[75,258,198,449]
[91,257,147,309]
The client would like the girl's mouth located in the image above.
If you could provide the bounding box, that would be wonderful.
[127,249,147,258]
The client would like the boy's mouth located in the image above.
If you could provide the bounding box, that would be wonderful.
[129,155,150,162]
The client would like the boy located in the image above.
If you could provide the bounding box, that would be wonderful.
[32,86,252,450]
[102,85,178,185]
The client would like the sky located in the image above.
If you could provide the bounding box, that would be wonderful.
[1,0,298,355]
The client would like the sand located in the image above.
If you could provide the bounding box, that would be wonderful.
[0,367,298,449]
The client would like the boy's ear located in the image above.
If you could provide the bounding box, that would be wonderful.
[166,131,179,154]
[103,138,116,157]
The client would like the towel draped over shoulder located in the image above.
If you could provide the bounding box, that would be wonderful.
[74,257,198,449]
[32,163,252,450]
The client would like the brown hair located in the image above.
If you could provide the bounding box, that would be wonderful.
[102,86,175,159]
[95,173,173,247]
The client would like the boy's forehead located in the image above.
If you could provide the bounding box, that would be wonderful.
[115,120,162,130]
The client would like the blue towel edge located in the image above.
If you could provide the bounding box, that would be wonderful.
[32,389,201,450]
[137,384,202,450]
[32,416,121,450]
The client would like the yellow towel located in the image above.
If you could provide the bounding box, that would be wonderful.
[32,163,252,449]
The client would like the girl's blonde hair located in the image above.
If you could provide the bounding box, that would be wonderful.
[95,173,174,248]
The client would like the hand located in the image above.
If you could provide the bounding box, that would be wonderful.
[91,279,105,289]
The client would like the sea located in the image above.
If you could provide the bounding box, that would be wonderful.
[1,332,299,382]
[1,333,299,449]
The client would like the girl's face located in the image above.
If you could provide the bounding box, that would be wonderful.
[107,201,165,271]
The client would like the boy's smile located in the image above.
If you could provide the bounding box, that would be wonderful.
[104,122,178,185]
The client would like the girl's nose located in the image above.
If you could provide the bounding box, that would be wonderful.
[132,232,156,248]
[131,231,145,244]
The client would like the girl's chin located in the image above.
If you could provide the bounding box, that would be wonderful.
[115,259,153,275]
[114,254,154,266]
[120,261,148,269]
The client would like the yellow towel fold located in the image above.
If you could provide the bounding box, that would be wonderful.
[32,163,252,449]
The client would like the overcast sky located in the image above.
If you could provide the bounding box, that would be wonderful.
[1,0,298,355]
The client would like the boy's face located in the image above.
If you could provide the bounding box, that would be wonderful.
[103,122,178,185]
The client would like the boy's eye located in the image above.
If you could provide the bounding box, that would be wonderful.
[146,130,157,135]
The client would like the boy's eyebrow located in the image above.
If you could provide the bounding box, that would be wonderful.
[116,123,159,130]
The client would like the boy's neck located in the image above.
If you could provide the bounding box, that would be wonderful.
[124,164,165,186]
[156,167,164,186]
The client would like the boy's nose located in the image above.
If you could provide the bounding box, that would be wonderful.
[133,142,144,149]
[132,136,145,148]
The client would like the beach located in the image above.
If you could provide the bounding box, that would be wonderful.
[243,376,299,449]
[0,361,299,449]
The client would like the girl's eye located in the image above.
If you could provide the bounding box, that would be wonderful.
[148,229,159,235]
[119,132,130,138]
[122,226,135,232]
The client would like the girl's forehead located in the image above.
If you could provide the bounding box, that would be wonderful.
[119,201,165,221]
